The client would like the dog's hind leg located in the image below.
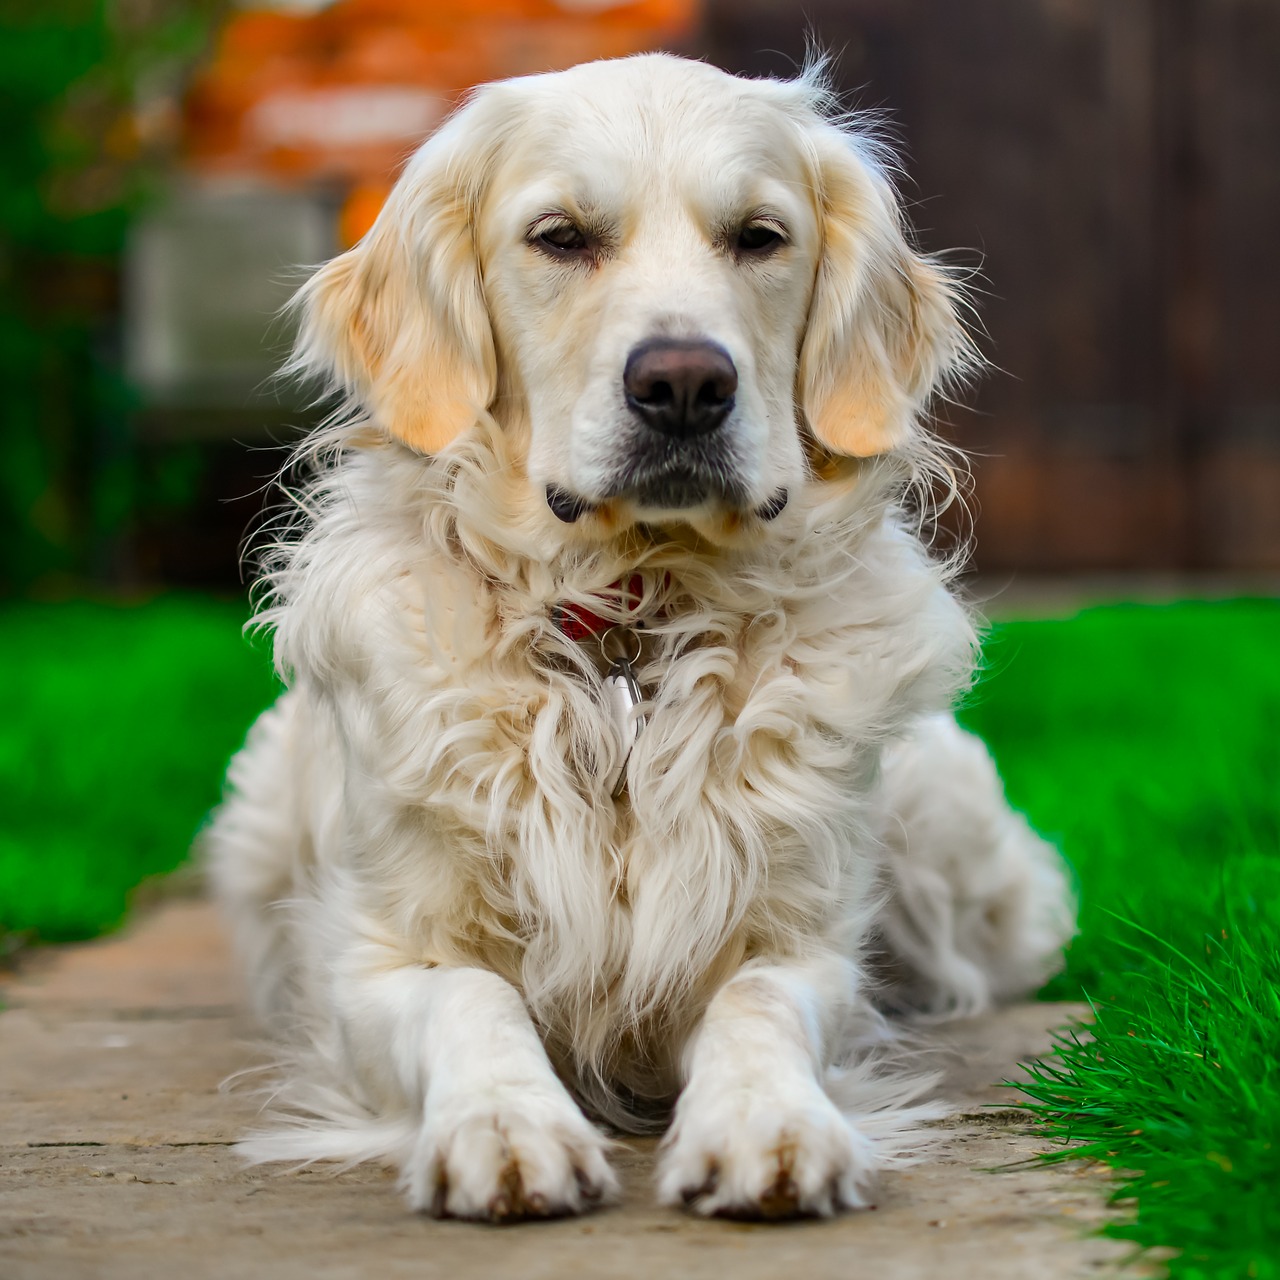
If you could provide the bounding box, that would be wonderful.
[872,714,1077,1015]
[205,688,311,1022]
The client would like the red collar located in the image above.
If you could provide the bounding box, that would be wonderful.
[552,574,650,643]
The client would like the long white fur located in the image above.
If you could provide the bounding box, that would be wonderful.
[206,53,1074,1222]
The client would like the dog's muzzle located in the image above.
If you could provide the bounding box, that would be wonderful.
[545,338,787,522]
[607,337,743,510]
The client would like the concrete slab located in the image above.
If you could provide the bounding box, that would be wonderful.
[0,903,1144,1280]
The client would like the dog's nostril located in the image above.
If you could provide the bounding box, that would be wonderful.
[696,378,730,407]
[638,380,675,408]
[623,339,738,438]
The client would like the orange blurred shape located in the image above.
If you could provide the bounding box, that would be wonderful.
[341,0,692,23]
[182,0,700,185]
[339,181,392,246]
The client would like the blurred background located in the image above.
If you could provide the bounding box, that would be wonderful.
[4,10,1277,1265]
[2,0,1279,945]
[6,0,1279,597]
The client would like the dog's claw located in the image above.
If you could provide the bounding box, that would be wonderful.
[430,1169,449,1219]
[754,1169,802,1220]
[574,1166,602,1206]
[680,1158,720,1208]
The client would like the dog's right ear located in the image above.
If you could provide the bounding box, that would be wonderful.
[291,92,507,453]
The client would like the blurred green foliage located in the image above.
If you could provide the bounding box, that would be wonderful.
[0,0,220,595]
[960,598,1280,1001]
[0,594,278,941]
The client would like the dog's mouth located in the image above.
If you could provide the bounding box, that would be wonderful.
[546,478,788,524]
[610,463,742,512]
[546,437,789,527]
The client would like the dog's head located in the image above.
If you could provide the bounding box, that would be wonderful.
[293,55,971,545]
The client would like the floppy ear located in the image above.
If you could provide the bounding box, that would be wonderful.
[291,95,503,453]
[799,126,971,458]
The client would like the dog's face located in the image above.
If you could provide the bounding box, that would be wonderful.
[474,60,821,532]
[295,56,968,545]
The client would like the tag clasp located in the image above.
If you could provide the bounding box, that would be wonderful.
[600,626,646,798]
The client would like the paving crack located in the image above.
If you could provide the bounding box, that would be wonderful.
[25,1139,236,1149]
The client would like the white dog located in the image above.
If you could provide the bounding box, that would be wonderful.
[207,53,1074,1223]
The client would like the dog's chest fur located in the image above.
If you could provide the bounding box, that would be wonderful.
[269,447,975,1100]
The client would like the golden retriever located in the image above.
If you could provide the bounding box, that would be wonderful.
[208,53,1074,1222]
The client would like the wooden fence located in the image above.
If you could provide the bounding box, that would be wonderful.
[700,0,1280,570]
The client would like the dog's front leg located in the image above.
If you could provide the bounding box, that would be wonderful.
[336,962,618,1220]
[657,954,880,1219]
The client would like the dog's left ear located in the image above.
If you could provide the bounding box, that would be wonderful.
[799,126,971,458]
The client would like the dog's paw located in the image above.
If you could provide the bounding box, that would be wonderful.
[403,1090,619,1222]
[656,1077,877,1219]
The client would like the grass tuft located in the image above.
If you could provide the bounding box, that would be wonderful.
[1020,908,1280,1279]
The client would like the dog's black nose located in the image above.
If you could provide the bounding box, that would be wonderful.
[623,339,737,439]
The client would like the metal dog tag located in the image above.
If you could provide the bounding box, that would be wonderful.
[601,627,646,798]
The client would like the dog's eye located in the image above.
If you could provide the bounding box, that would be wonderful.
[736,222,785,255]
[534,221,590,256]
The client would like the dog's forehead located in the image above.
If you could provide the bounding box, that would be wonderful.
[493,56,813,211]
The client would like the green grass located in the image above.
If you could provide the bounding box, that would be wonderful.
[959,599,1280,1280]
[1,594,1277,1274]
[0,596,279,942]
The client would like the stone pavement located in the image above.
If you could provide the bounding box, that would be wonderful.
[0,902,1144,1280]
